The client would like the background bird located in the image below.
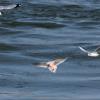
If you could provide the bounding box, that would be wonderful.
[79,46,100,57]
[0,4,20,15]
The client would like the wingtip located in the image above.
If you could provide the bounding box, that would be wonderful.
[58,57,68,60]
[65,57,68,60]
[78,46,84,50]
[78,46,81,49]
[32,62,40,66]
[60,57,68,62]
[15,4,21,8]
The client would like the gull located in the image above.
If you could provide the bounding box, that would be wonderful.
[33,58,67,73]
[0,11,2,15]
[79,46,100,57]
[0,4,20,15]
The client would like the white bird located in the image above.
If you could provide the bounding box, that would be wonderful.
[33,58,67,73]
[0,11,2,15]
[0,4,20,15]
[79,46,100,57]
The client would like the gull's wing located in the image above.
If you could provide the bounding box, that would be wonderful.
[95,47,100,53]
[54,58,67,66]
[33,62,48,68]
[79,46,89,53]
[47,58,67,66]
[0,4,20,10]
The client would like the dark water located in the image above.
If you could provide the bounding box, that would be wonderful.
[0,0,100,100]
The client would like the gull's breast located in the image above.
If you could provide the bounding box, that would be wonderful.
[88,52,99,57]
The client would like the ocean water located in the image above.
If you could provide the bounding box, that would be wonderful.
[0,0,100,100]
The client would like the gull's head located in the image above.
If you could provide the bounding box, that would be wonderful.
[88,52,99,57]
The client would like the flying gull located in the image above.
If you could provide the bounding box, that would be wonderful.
[0,4,20,15]
[79,46,100,57]
[33,58,67,73]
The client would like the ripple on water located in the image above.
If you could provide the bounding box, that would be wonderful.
[0,0,100,100]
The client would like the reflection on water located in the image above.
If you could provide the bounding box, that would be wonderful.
[0,0,100,100]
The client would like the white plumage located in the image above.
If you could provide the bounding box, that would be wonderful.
[0,4,20,15]
[79,46,100,57]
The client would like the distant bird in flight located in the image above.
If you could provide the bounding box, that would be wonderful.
[33,58,67,73]
[0,4,20,15]
[79,46,100,57]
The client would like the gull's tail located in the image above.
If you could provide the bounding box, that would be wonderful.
[79,46,88,53]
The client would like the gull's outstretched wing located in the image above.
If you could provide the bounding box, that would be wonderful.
[33,62,48,68]
[0,4,20,10]
[79,46,89,53]
[95,47,100,53]
[47,58,67,66]
[54,58,67,66]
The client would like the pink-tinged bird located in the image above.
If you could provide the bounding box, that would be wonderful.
[33,58,67,73]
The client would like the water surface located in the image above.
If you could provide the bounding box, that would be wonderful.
[0,0,100,100]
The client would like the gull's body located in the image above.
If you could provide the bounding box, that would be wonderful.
[0,4,20,15]
[79,46,100,57]
[0,11,2,15]
[33,58,67,73]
